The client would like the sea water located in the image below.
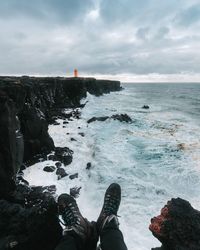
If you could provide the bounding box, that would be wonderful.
[24,83,200,250]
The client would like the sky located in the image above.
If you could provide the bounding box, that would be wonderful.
[0,0,200,82]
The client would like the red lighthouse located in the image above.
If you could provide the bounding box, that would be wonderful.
[74,69,78,77]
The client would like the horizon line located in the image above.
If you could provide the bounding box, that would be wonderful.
[1,73,200,83]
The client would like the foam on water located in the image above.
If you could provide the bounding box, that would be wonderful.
[24,84,200,250]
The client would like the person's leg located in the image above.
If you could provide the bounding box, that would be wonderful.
[55,235,77,250]
[55,232,82,250]
[100,218,127,250]
[97,183,128,250]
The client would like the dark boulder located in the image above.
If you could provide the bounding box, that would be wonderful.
[87,114,132,124]
[47,148,73,166]
[87,116,109,123]
[56,168,68,179]
[78,132,85,137]
[55,162,62,168]
[48,147,74,166]
[86,162,92,170]
[69,173,78,180]
[70,186,81,198]
[150,198,200,250]
[142,105,150,109]
[62,155,73,166]
[43,166,56,172]
[111,114,132,123]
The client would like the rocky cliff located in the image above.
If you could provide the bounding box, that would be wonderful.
[0,76,121,198]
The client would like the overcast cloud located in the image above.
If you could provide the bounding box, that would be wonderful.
[0,0,200,81]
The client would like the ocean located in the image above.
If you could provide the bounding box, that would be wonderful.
[24,83,200,250]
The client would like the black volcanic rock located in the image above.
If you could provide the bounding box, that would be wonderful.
[111,114,132,123]
[69,173,78,180]
[47,148,73,166]
[56,168,68,179]
[150,198,200,250]
[54,147,73,166]
[0,91,18,198]
[55,161,62,168]
[78,132,85,137]
[87,114,132,124]
[0,76,122,249]
[142,105,150,109]
[0,185,62,250]
[70,186,81,198]
[0,76,121,162]
[87,116,109,123]
[43,166,56,172]
[86,162,92,170]
[20,105,54,161]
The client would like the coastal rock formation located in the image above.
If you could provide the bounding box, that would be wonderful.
[0,76,121,197]
[87,113,133,124]
[43,166,56,172]
[0,184,62,250]
[150,198,200,250]
[0,90,18,198]
[56,168,68,180]
[142,105,150,109]
[0,76,121,250]
[48,147,74,166]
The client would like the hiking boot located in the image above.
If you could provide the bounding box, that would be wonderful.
[97,183,121,233]
[57,193,90,240]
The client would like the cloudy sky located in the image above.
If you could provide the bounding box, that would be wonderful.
[0,0,200,82]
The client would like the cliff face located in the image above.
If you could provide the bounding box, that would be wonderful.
[0,76,121,197]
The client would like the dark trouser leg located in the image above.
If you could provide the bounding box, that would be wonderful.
[100,221,128,250]
[55,232,84,250]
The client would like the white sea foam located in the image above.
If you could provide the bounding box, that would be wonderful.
[24,84,200,250]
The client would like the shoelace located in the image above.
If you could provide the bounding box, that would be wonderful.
[61,202,80,227]
[104,194,120,215]
[60,202,87,238]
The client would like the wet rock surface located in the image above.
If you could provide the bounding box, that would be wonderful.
[87,113,133,124]
[86,162,92,170]
[142,105,150,109]
[43,166,56,172]
[69,173,78,180]
[56,168,68,180]
[70,186,81,198]
[47,147,73,166]
[150,198,200,250]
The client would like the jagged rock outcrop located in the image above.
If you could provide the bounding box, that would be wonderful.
[0,184,62,250]
[142,105,150,109]
[150,198,200,250]
[87,113,133,124]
